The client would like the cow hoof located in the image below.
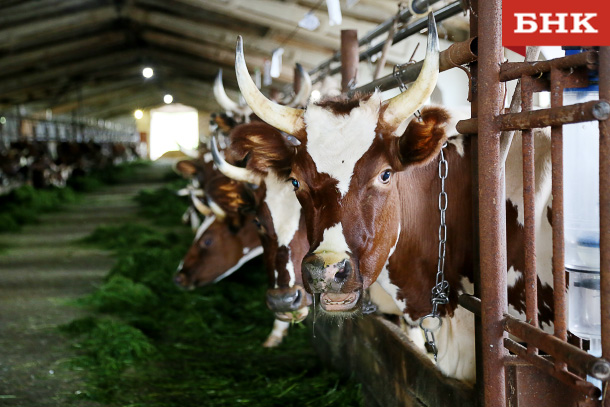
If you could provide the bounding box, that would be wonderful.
[262,335,283,348]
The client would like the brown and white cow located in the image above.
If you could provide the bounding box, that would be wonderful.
[210,122,311,327]
[230,14,554,382]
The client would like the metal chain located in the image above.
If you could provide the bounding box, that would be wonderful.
[420,142,450,361]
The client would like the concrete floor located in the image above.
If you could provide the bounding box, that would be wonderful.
[0,167,169,407]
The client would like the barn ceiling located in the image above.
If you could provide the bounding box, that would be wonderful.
[0,0,469,119]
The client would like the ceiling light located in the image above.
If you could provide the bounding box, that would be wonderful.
[164,94,173,104]
[134,109,144,119]
[142,67,154,78]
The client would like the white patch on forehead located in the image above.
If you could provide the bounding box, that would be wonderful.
[194,215,216,241]
[315,223,350,255]
[264,172,301,247]
[304,92,382,197]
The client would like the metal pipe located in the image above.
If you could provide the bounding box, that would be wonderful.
[458,294,481,316]
[456,100,610,134]
[316,2,464,84]
[550,67,568,372]
[598,46,610,407]
[500,52,598,82]
[504,314,610,381]
[503,338,601,399]
[521,76,538,355]
[352,36,477,95]
[308,0,441,76]
[340,30,359,94]
[477,0,507,405]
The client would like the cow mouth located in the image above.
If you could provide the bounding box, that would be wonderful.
[275,306,309,323]
[320,291,361,312]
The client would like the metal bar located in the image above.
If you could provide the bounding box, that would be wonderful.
[550,67,568,372]
[308,0,440,76]
[504,314,610,380]
[456,100,610,134]
[352,36,477,95]
[521,76,538,355]
[340,30,359,93]
[503,338,601,399]
[468,1,483,402]
[598,46,610,407]
[477,0,507,405]
[458,293,481,316]
[500,52,599,82]
[318,2,464,83]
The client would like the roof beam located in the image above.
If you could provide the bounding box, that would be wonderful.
[0,6,119,51]
[140,30,294,81]
[0,50,140,97]
[173,0,376,50]
[0,0,102,27]
[0,31,128,74]
[128,6,330,74]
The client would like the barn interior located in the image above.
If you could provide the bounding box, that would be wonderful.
[1,1,609,407]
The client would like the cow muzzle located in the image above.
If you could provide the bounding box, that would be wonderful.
[302,253,361,312]
[266,286,306,312]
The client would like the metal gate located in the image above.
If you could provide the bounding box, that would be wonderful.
[309,1,610,405]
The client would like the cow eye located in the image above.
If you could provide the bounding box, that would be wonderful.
[379,170,392,184]
[203,238,213,247]
[253,218,262,228]
[290,178,300,191]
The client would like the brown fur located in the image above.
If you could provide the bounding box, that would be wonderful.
[229,122,296,178]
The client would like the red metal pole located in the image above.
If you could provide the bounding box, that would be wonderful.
[340,30,359,94]
[477,0,507,405]
[550,67,568,372]
[521,77,539,355]
[598,46,610,407]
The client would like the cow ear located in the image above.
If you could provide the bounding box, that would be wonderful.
[396,107,450,167]
[229,122,296,177]
[174,159,199,177]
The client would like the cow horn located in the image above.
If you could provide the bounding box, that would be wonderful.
[287,63,313,107]
[214,69,241,113]
[211,136,262,185]
[382,14,439,129]
[235,36,305,135]
[176,143,198,158]
[191,193,213,217]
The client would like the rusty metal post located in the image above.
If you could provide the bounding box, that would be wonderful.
[340,29,359,94]
[599,46,610,407]
[293,64,302,95]
[468,1,483,405]
[477,0,507,405]
[550,67,568,372]
[521,77,539,355]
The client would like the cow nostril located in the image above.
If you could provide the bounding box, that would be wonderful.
[291,290,302,306]
[334,261,351,283]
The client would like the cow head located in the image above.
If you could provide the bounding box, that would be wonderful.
[174,173,262,290]
[233,15,448,314]
[211,122,311,323]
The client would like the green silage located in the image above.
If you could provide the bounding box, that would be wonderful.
[62,182,363,406]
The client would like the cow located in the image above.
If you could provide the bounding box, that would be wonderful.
[228,14,555,383]
[174,159,307,347]
[173,160,262,290]
[210,122,311,332]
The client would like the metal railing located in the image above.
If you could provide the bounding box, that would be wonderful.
[456,1,610,406]
[0,115,138,146]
